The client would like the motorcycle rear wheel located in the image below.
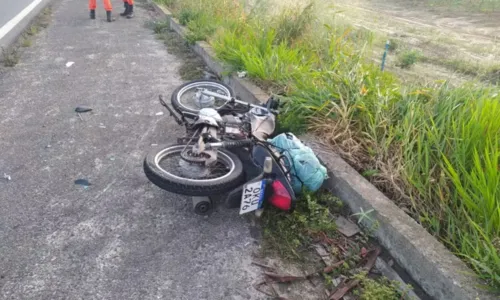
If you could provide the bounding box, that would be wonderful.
[171,80,234,115]
[144,144,244,196]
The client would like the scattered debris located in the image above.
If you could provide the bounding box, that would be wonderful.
[3,173,11,181]
[328,247,381,300]
[362,247,381,271]
[360,247,368,258]
[264,272,305,283]
[331,276,344,287]
[335,216,360,237]
[74,179,91,188]
[329,278,360,300]
[315,244,335,266]
[75,106,92,121]
[66,61,75,67]
[254,280,279,298]
[75,106,92,113]
[99,123,106,129]
[252,261,276,272]
[314,244,329,257]
[237,71,247,78]
[155,111,164,116]
[253,259,345,296]
[260,191,413,299]
[322,260,346,274]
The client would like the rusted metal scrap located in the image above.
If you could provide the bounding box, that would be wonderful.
[253,259,348,299]
[261,259,346,285]
[254,279,290,300]
[328,247,381,300]
[251,261,276,272]
[321,260,345,274]
[329,279,361,300]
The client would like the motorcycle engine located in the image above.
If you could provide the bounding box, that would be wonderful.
[222,115,247,139]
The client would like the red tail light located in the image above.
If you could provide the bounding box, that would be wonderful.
[269,180,292,211]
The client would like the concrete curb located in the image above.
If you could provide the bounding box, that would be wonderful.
[148,2,495,299]
[0,0,53,51]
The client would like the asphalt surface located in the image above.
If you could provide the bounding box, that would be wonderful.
[0,0,263,299]
[0,0,38,30]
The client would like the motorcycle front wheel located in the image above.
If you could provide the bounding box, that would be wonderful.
[143,144,244,196]
[171,80,234,115]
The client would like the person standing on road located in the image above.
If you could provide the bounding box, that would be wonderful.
[120,0,135,19]
[89,0,115,22]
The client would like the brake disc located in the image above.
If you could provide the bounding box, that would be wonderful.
[178,150,219,179]
[180,149,211,164]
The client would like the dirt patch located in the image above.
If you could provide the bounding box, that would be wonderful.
[159,29,207,80]
[331,0,500,84]
[144,14,210,81]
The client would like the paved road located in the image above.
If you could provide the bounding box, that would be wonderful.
[0,0,37,30]
[0,0,263,299]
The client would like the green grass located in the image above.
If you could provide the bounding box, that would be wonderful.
[154,0,175,6]
[261,192,342,259]
[1,47,20,67]
[397,50,421,69]
[484,66,500,84]
[420,56,500,84]
[25,25,39,36]
[178,8,200,26]
[152,19,170,34]
[20,35,32,48]
[185,14,217,44]
[353,272,413,300]
[159,0,500,291]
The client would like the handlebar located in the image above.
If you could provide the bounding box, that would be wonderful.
[204,139,253,150]
[200,90,280,115]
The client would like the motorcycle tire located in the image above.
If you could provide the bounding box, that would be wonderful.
[171,79,234,115]
[144,144,244,196]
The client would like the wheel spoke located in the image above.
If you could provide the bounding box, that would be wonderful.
[156,147,233,181]
[177,82,231,111]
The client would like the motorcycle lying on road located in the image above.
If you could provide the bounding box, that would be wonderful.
[143,80,297,215]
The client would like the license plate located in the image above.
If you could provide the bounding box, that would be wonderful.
[239,180,266,215]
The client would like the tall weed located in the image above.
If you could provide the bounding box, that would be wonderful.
[161,0,500,289]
